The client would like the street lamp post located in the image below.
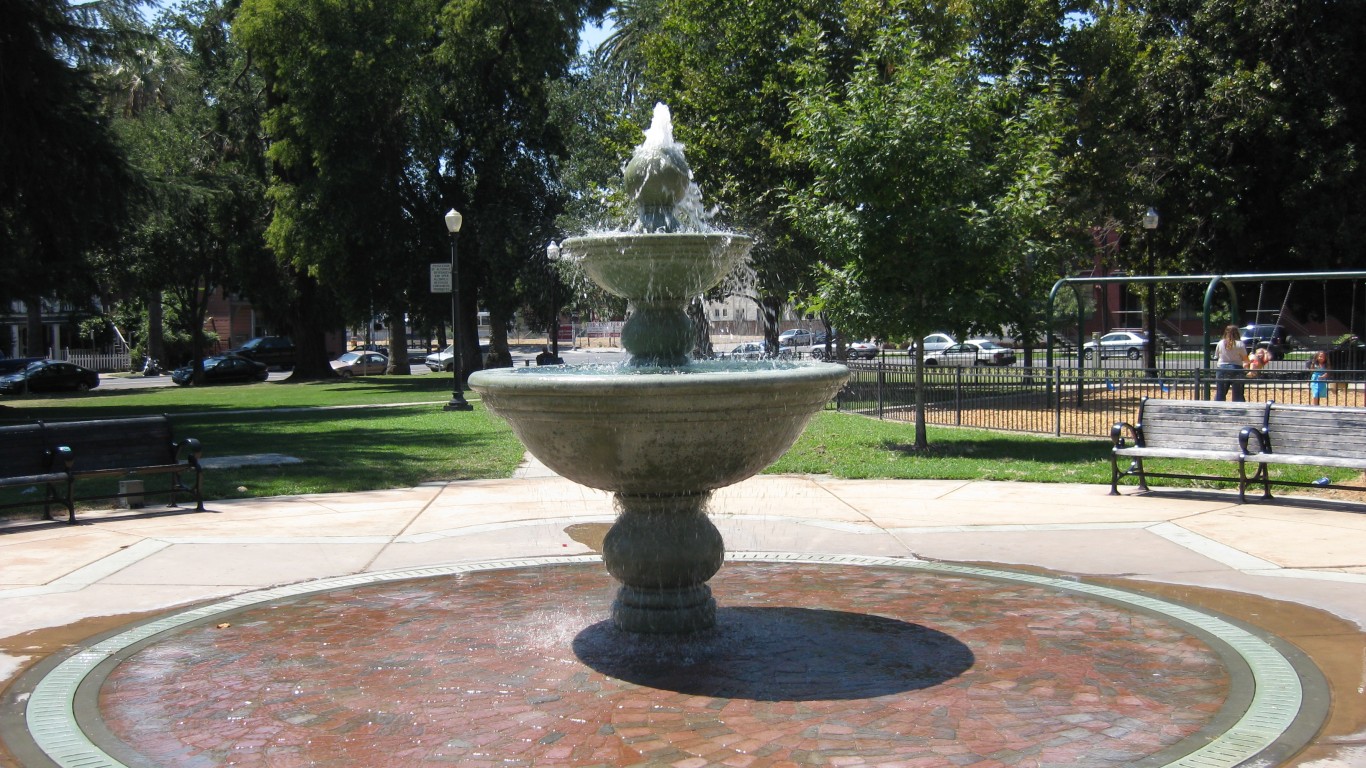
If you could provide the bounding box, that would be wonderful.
[1142,207,1160,373]
[444,208,472,411]
[546,241,561,360]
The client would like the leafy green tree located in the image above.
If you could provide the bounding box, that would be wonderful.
[425,0,610,371]
[235,0,440,377]
[1063,0,1366,316]
[1,0,145,350]
[787,25,1069,448]
[106,0,275,380]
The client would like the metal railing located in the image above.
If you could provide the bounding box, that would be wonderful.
[836,360,1366,438]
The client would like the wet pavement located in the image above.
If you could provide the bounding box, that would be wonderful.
[2,459,1365,767]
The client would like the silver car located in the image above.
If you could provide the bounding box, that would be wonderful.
[1082,331,1148,361]
[908,333,957,353]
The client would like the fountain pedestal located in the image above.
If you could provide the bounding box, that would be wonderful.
[604,493,723,633]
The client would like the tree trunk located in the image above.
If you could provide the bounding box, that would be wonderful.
[484,310,512,369]
[688,297,713,358]
[760,295,782,350]
[386,313,411,374]
[147,292,165,364]
[284,270,340,380]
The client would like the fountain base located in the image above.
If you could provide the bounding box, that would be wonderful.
[602,492,723,633]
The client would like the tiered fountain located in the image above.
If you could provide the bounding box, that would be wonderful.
[469,104,849,633]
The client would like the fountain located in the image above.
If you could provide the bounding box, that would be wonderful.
[468,104,849,633]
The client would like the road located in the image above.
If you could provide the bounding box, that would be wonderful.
[94,347,629,391]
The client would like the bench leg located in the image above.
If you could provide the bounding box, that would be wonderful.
[1109,454,1121,495]
[1133,459,1148,492]
[49,478,75,524]
[1237,459,1249,503]
[1255,462,1272,500]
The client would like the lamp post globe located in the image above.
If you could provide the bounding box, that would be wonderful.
[444,208,472,411]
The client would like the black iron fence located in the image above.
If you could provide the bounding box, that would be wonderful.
[836,360,1366,438]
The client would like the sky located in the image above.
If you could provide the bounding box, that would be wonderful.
[579,17,615,56]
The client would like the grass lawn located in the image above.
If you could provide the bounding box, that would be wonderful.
[0,375,1355,516]
[773,409,1360,491]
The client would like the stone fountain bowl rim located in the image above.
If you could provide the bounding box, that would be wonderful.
[561,231,754,248]
[468,360,849,396]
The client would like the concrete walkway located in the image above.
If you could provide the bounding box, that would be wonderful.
[2,460,1365,766]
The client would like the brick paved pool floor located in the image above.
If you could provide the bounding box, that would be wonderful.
[69,559,1288,767]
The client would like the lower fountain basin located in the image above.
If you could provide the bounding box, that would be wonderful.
[469,360,849,496]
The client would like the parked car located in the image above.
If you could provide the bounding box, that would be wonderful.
[0,357,42,376]
[1241,323,1292,359]
[907,333,957,354]
[425,344,489,371]
[778,328,817,348]
[809,339,878,360]
[847,340,880,359]
[229,336,295,369]
[331,350,389,377]
[1082,331,1149,361]
[171,354,269,386]
[925,340,1017,366]
[0,359,99,394]
[725,341,792,360]
[426,345,455,372]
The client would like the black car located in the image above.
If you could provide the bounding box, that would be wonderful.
[0,357,42,375]
[172,354,270,386]
[1240,324,1292,360]
[0,360,100,395]
[229,336,295,369]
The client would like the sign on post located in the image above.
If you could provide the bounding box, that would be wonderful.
[430,263,452,294]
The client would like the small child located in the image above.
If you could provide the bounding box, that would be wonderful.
[1308,351,1330,405]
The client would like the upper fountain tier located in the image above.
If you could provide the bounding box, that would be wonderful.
[563,104,752,366]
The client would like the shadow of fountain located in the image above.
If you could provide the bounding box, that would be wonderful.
[573,606,973,701]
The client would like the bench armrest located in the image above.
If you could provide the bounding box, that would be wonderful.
[1239,426,1270,455]
[47,445,74,472]
[176,437,204,466]
[1110,421,1141,448]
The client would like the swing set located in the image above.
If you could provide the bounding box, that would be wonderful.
[1045,271,1366,403]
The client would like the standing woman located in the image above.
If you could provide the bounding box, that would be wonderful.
[1308,351,1330,405]
[1214,324,1250,401]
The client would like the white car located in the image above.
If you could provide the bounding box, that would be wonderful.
[909,333,956,354]
[426,345,455,372]
[926,340,1017,366]
[1083,331,1149,361]
[807,338,879,360]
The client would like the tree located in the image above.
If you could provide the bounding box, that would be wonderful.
[1063,0,1366,315]
[787,24,1068,449]
[100,0,275,380]
[1,0,145,348]
[235,0,441,378]
[236,0,606,379]
[425,0,610,372]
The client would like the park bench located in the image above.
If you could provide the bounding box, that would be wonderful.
[1110,398,1272,500]
[42,415,204,516]
[0,423,75,522]
[1239,403,1366,499]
